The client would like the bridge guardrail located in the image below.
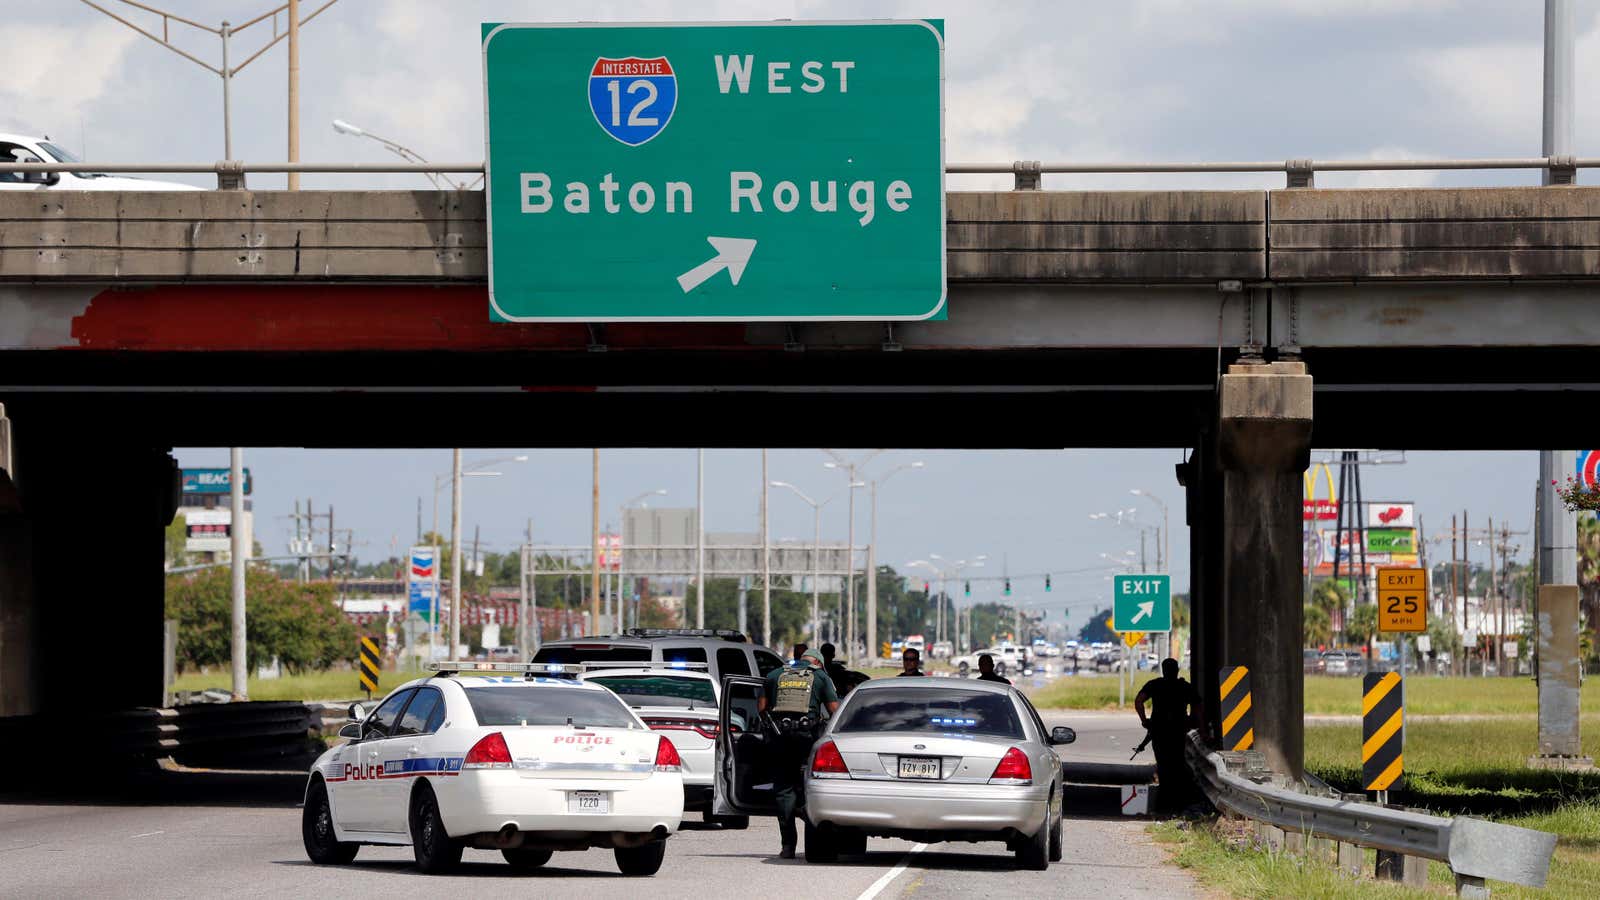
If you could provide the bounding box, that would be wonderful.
[0,156,1596,190]
[1184,730,1556,896]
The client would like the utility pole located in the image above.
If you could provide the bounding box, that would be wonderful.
[591,449,601,634]
[449,449,462,656]
[229,447,247,700]
[416,497,422,544]
[327,504,336,582]
[696,448,705,629]
[286,0,300,189]
[760,449,771,648]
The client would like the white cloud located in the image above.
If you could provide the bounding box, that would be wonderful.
[0,22,138,133]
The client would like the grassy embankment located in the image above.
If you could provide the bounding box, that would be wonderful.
[1150,707,1600,897]
[1030,673,1600,716]
[173,667,430,702]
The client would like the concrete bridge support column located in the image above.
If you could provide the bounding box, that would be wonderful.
[1180,431,1226,746]
[1217,360,1313,779]
[2,411,179,715]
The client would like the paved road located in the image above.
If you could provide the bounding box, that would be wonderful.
[0,760,1193,900]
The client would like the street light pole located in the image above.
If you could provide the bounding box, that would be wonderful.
[449,449,462,655]
[229,447,247,700]
[866,462,923,661]
[772,481,845,644]
[696,449,705,629]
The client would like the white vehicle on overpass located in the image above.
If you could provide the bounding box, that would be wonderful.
[0,134,202,191]
[301,661,683,876]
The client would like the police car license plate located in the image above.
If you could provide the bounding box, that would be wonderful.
[897,756,940,779]
[568,791,610,814]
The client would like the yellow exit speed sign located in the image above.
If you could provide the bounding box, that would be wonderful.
[1376,567,1427,632]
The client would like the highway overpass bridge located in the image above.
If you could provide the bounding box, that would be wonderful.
[2,181,1598,776]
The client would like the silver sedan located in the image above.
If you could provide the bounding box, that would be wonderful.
[801,678,1075,868]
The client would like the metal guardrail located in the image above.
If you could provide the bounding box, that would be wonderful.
[1184,730,1557,894]
[0,701,319,772]
[0,156,1594,189]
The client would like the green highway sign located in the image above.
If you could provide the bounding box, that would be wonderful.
[482,20,946,322]
[1113,574,1171,633]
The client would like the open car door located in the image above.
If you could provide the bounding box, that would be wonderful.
[713,675,781,817]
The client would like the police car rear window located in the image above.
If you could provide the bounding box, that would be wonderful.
[532,646,651,664]
[835,688,1024,738]
[587,675,716,709]
[464,687,641,729]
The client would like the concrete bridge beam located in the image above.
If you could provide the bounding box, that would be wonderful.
[1217,360,1313,779]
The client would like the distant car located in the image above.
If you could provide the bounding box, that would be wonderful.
[579,663,748,830]
[531,628,786,685]
[714,676,1076,868]
[0,133,203,191]
[302,663,682,875]
[1303,649,1326,675]
[1321,650,1365,677]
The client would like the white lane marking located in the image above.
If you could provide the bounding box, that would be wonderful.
[855,842,928,900]
[130,831,165,838]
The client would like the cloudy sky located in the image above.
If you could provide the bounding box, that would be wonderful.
[8,2,1588,630]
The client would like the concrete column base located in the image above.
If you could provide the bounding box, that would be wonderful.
[1536,584,1583,760]
[1527,754,1595,771]
[1218,360,1313,779]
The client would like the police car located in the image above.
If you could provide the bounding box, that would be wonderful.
[301,662,684,876]
[578,662,750,829]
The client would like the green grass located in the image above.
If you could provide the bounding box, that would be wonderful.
[1030,673,1600,716]
[1024,668,1184,710]
[1153,805,1600,900]
[1304,675,1600,717]
[1305,717,1600,816]
[172,667,429,702]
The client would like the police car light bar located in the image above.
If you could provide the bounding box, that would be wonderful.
[577,661,710,671]
[428,661,550,677]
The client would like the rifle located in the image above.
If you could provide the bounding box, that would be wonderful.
[1130,726,1153,760]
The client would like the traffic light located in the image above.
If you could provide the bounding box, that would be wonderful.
[963,581,971,597]
[1003,577,1012,597]
[922,581,930,595]
[1045,574,1052,592]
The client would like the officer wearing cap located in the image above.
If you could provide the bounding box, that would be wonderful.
[757,648,840,859]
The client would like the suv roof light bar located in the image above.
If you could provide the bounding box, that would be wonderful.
[622,628,748,642]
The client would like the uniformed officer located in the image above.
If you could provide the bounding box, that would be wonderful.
[1134,658,1202,813]
[758,648,840,859]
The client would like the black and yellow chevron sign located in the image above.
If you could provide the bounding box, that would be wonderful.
[1218,666,1254,751]
[1362,671,1404,791]
[358,636,381,696]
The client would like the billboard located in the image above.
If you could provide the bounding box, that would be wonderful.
[1366,528,1416,554]
[182,468,252,495]
[184,508,231,552]
[1365,502,1414,528]
[408,546,439,620]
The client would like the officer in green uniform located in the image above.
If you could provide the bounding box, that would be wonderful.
[758,648,840,859]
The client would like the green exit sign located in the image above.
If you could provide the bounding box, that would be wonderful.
[482,20,946,322]
[1113,574,1172,633]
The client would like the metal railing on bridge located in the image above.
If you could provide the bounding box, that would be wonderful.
[2,156,1596,190]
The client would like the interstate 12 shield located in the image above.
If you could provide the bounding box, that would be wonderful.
[587,56,677,146]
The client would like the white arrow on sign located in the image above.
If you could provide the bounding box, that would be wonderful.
[1131,601,1154,625]
[676,236,757,293]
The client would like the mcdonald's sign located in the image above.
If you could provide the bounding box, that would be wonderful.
[1303,463,1338,521]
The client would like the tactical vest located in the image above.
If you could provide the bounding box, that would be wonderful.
[772,666,816,716]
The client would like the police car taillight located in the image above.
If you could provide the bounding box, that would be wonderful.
[988,747,1032,785]
[654,736,682,772]
[463,732,513,769]
[810,740,849,778]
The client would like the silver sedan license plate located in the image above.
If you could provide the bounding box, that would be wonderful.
[568,791,610,814]
[898,756,940,780]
